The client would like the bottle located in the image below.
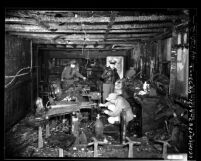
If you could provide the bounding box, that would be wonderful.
[72,112,79,137]
[120,109,126,144]
[95,114,104,138]
[143,81,147,92]
[79,128,88,144]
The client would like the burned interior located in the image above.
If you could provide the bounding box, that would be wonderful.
[5,9,192,159]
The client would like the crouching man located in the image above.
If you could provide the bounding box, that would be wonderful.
[99,93,134,125]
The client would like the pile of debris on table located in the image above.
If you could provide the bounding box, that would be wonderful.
[122,73,188,154]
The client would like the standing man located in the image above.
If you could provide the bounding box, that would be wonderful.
[61,60,86,89]
[125,66,136,80]
[101,60,120,103]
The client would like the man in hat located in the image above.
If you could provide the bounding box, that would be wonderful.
[101,59,120,102]
[61,59,86,89]
[99,93,134,125]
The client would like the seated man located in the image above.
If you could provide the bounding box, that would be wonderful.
[99,93,134,125]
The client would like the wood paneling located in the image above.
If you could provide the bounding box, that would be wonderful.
[5,35,33,131]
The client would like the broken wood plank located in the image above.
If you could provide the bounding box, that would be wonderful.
[45,123,50,138]
[58,148,64,157]
[38,126,43,148]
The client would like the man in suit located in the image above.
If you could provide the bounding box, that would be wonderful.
[101,60,120,103]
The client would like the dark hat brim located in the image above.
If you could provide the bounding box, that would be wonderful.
[109,61,116,64]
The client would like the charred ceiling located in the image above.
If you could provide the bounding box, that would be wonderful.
[5,9,189,50]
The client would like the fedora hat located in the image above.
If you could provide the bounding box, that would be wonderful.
[109,59,117,64]
[69,59,76,64]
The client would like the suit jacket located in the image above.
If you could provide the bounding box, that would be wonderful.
[101,66,120,84]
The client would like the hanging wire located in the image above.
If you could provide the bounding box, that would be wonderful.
[5,66,39,88]
[5,66,31,88]
[5,72,30,78]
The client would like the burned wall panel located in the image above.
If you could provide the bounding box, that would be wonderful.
[169,29,189,98]
[5,35,32,131]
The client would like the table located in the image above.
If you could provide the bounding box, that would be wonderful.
[36,101,97,149]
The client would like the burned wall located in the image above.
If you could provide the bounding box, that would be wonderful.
[169,29,189,98]
[5,35,33,131]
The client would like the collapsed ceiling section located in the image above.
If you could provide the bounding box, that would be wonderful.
[5,9,189,50]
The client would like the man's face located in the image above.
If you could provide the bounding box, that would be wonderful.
[109,99,116,104]
[109,64,115,69]
[70,64,75,68]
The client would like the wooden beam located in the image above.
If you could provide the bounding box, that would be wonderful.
[32,37,152,44]
[33,39,148,45]
[5,22,173,30]
[150,30,173,41]
[5,25,48,32]
[41,50,129,59]
[8,32,158,38]
[112,23,173,29]
[6,9,186,16]
[115,15,178,22]
[5,15,179,23]
[5,25,167,33]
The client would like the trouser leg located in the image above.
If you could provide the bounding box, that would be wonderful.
[62,80,74,89]
[110,84,115,93]
[103,84,112,103]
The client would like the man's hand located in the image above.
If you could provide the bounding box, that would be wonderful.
[99,103,105,107]
[83,77,86,81]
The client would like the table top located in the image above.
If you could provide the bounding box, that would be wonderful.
[46,101,97,117]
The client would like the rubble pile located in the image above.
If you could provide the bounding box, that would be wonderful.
[123,73,188,154]
[5,112,161,158]
[47,132,76,149]
[5,114,39,157]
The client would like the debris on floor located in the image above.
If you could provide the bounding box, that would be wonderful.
[5,112,162,158]
[5,76,188,158]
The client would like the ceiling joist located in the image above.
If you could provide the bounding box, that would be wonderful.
[5,15,178,23]
[5,9,189,48]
